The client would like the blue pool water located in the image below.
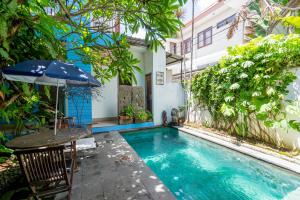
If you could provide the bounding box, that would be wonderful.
[123,127,300,200]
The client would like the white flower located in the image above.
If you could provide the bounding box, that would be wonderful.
[254,53,264,60]
[230,83,240,90]
[265,53,273,58]
[239,73,248,79]
[278,47,287,54]
[249,105,256,110]
[252,91,261,97]
[219,68,228,73]
[225,96,234,102]
[267,38,276,45]
[254,74,260,79]
[278,94,284,99]
[242,61,254,68]
[266,87,275,96]
[231,62,239,67]
[260,103,273,112]
[227,55,235,60]
[242,101,249,106]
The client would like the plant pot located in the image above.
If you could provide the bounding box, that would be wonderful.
[119,116,133,125]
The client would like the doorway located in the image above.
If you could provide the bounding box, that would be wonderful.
[145,74,152,112]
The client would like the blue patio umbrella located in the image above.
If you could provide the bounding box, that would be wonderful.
[2,60,101,135]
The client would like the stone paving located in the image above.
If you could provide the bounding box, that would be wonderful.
[56,132,175,200]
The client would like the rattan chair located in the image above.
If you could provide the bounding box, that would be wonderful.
[15,146,74,200]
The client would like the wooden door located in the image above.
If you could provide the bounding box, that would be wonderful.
[145,74,152,112]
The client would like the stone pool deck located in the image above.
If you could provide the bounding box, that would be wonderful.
[56,132,174,200]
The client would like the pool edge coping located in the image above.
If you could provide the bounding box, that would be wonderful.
[175,126,300,175]
[115,131,177,199]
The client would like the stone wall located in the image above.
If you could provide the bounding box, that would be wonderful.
[118,85,145,114]
[132,87,145,110]
[118,85,132,114]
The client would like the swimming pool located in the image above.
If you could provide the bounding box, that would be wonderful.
[123,127,300,200]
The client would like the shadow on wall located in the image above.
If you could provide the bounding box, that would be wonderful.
[188,103,300,150]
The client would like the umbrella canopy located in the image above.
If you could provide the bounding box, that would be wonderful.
[2,60,101,87]
[2,60,101,135]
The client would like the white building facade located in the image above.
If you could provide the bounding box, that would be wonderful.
[91,38,185,127]
[165,0,247,80]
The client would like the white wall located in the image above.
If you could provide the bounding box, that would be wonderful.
[92,45,186,125]
[92,76,118,119]
[92,46,147,120]
[277,68,300,149]
[154,83,186,125]
[149,47,186,125]
[184,7,244,61]
[131,47,146,88]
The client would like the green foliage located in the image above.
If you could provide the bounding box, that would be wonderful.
[0,82,51,133]
[121,105,152,121]
[3,0,184,83]
[0,131,6,144]
[0,0,65,67]
[146,111,153,121]
[0,132,13,164]
[244,0,299,37]
[0,0,64,132]
[0,145,13,155]
[0,0,185,132]
[135,109,148,121]
[122,105,135,118]
[191,34,300,136]
[282,16,300,34]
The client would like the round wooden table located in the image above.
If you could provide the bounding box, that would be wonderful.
[6,127,91,171]
[6,127,91,149]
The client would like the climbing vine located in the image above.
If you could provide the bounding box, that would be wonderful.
[191,34,300,140]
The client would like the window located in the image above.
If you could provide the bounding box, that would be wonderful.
[181,38,191,55]
[217,14,236,29]
[197,27,212,48]
[170,42,177,54]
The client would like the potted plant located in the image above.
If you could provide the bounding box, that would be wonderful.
[119,105,134,125]
[146,111,153,122]
[134,109,148,123]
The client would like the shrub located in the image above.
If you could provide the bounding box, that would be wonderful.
[146,111,153,121]
[135,109,148,121]
[121,105,135,118]
[191,34,300,138]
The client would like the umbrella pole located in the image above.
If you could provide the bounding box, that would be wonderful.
[54,80,59,135]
